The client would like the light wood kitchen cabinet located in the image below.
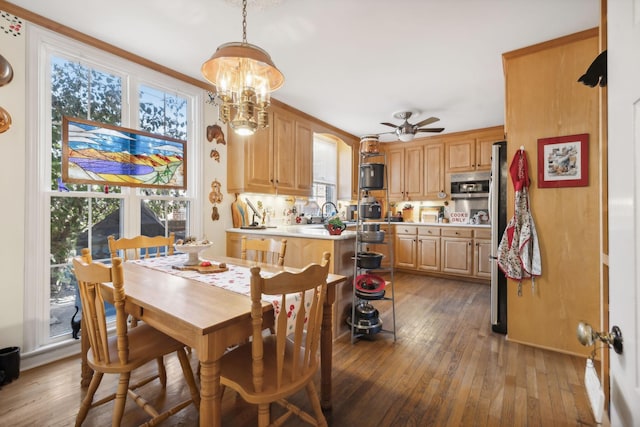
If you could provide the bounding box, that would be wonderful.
[394,224,489,281]
[417,226,440,271]
[473,228,491,278]
[441,228,473,275]
[445,126,504,173]
[423,142,445,199]
[394,225,441,271]
[227,107,313,196]
[387,145,423,201]
[395,225,417,269]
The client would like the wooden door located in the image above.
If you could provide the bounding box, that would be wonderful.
[445,138,475,172]
[387,147,405,200]
[417,236,440,271]
[475,136,495,171]
[244,125,275,193]
[424,142,444,198]
[272,111,296,192]
[441,237,472,275]
[473,238,491,278]
[403,145,424,200]
[294,119,314,195]
[395,233,416,269]
[608,1,640,424]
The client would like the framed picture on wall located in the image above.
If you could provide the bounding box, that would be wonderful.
[537,133,589,188]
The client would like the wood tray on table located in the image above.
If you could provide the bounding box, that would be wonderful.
[172,263,228,274]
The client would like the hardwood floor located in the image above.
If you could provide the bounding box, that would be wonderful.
[0,273,598,426]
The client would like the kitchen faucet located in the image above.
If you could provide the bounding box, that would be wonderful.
[320,202,338,221]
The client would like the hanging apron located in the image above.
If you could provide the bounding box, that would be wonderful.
[497,149,541,295]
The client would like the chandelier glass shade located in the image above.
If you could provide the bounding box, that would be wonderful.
[201,0,284,136]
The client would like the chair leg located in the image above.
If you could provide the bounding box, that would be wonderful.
[176,348,200,410]
[75,371,104,427]
[112,372,131,427]
[156,356,167,387]
[257,403,270,427]
[306,382,327,427]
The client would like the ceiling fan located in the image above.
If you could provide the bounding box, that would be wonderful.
[380,110,445,142]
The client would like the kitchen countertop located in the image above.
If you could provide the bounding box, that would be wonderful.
[393,221,490,228]
[343,221,490,228]
[227,221,489,240]
[226,225,357,240]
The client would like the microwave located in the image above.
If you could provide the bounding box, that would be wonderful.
[450,171,490,199]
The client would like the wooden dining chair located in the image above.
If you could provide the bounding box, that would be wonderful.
[240,236,287,266]
[219,252,331,427]
[108,233,178,355]
[72,248,200,426]
[107,233,175,261]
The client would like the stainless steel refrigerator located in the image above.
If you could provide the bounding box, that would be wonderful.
[489,141,507,334]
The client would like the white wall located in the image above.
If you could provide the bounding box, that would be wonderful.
[0,29,26,350]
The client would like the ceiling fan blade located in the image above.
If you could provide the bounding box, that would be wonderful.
[414,116,440,128]
[416,127,445,133]
[380,122,399,128]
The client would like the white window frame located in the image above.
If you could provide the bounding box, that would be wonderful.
[23,25,204,362]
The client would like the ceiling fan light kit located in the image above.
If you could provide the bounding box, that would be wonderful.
[201,0,284,136]
[380,110,445,142]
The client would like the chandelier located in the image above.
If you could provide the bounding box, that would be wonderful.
[201,0,284,136]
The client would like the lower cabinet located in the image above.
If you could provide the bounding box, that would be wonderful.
[395,226,417,269]
[473,229,491,279]
[441,228,473,275]
[394,225,489,281]
[417,227,440,271]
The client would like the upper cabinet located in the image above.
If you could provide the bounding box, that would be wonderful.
[381,128,505,202]
[423,141,445,199]
[387,145,424,201]
[227,106,313,196]
[444,126,505,173]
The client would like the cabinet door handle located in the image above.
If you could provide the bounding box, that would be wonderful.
[468,242,472,246]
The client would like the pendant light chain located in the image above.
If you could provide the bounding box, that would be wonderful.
[242,0,248,44]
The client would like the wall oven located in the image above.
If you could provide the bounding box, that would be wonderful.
[450,171,490,199]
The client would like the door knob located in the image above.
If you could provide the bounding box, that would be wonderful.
[576,321,623,355]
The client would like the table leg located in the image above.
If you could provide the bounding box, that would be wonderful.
[320,288,335,410]
[199,358,221,427]
[80,316,93,387]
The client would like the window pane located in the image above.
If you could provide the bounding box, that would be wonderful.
[51,57,122,191]
[49,196,120,338]
[139,85,188,197]
[141,199,189,243]
[139,84,187,140]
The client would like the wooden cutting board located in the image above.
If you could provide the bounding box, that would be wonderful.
[172,264,229,274]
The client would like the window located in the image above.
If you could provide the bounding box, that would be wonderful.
[313,135,337,208]
[25,27,202,354]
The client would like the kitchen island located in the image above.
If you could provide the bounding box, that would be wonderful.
[226,225,356,338]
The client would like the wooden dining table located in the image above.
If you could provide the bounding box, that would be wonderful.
[80,254,347,427]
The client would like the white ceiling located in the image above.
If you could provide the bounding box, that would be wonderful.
[8,0,600,140]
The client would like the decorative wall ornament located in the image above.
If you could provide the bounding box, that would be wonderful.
[62,116,186,190]
[537,133,589,188]
[209,179,223,221]
[577,50,607,88]
[210,148,220,162]
[0,11,23,37]
[206,124,226,144]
